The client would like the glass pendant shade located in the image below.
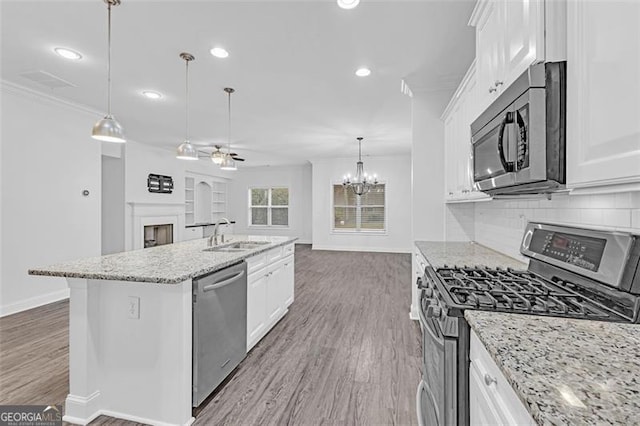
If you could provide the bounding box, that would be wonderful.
[220,154,237,171]
[211,150,225,164]
[176,141,198,160]
[92,115,125,143]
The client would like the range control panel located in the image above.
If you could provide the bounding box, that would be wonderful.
[529,229,607,272]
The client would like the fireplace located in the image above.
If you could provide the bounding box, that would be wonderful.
[144,224,174,248]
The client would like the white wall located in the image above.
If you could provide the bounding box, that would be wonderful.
[0,83,101,316]
[102,154,125,255]
[227,164,312,243]
[311,155,412,253]
[410,89,454,319]
[443,192,640,262]
[411,90,452,243]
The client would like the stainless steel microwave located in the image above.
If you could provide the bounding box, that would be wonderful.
[471,61,566,195]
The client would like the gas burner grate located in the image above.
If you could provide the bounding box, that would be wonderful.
[436,266,623,320]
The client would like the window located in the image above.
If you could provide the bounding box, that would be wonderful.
[333,184,385,232]
[249,187,289,226]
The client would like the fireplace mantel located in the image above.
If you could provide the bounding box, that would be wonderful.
[126,202,185,250]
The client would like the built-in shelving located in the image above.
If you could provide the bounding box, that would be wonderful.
[184,173,229,226]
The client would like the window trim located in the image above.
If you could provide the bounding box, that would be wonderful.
[331,180,387,235]
[248,186,291,228]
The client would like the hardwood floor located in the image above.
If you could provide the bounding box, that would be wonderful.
[0,245,421,425]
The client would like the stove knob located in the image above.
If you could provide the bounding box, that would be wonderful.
[426,305,442,319]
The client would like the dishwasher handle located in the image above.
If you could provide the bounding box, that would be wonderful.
[202,270,246,292]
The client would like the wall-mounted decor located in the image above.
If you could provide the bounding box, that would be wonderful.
[147,174,174,194]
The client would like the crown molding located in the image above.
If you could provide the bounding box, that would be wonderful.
[0,79,103,117]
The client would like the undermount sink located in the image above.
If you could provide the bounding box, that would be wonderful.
[203,241,270,253]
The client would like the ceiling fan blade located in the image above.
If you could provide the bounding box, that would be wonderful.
[233,157,246,162]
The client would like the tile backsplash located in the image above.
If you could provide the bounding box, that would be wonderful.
[445,192,640,262]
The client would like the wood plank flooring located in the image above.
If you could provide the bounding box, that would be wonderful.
[0,245,421,425]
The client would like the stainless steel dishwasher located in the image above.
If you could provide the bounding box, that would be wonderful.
[192,261,247,407]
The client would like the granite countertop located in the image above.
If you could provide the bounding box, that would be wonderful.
[415,241,527,270]
[466,311,640,425]
[29,235,297,284]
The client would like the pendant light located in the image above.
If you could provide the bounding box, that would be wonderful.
[176,53,199,160]
[92,0,126,143]
[220,87,237,171]
[343,137,378,196]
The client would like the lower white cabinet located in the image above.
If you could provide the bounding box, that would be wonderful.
[183,227,203,241]
[246,244,295,351]
[470,330,534,426]
[283,256,294,307]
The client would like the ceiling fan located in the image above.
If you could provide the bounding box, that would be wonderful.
[210,145,245,163]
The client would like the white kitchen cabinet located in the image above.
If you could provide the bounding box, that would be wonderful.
[470,330,535,426]
[566,0,640,191]
[246,244,295,351]
[183,226,203,241]
[470,0,559,113]
[474,0,504,111]
[247,269,268,349]
[442,62,490,203]
[266,258,285,324]
[282,255,294,307]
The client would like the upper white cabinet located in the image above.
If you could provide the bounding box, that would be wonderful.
[566,1,640,191]
[442,62,490,203]
[470,0,556,113]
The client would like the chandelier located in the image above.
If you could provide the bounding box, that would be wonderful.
[343,137,378,196]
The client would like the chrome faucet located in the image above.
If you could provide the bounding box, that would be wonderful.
[208,218,231,247]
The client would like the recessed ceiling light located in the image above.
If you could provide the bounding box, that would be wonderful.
[142,90,163,100]
[210,47,229,58]
[54,47,82,60]
[337,0,360,9]
[355,67,371,77]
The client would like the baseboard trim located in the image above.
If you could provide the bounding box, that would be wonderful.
[63,391,102,425]
[99,410,195,426]
[311,245,411,254]
[0,288,70,317]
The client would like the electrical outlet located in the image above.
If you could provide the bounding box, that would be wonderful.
[127,296,140,319]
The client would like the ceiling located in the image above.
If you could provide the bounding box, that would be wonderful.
[1,0,475,167]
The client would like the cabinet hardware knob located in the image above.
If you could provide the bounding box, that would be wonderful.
[484,374,497,386]
[494,80,504,87]
[489,87,497,93]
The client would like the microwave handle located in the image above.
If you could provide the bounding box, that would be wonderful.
[498,112,515,173]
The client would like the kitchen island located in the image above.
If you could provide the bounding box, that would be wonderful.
[29,235,297,426]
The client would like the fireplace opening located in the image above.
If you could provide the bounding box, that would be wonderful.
[144,224,174,248]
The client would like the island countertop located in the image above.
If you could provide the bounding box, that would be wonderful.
[465,310,640,425]
[29,235,297,284]
[415,241,528,270]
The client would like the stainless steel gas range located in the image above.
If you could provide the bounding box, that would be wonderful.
[416,222,640,426]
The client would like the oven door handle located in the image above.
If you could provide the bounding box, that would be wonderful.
[416,379,442,426]
[416,380,426,426]
[497,112,515,173]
